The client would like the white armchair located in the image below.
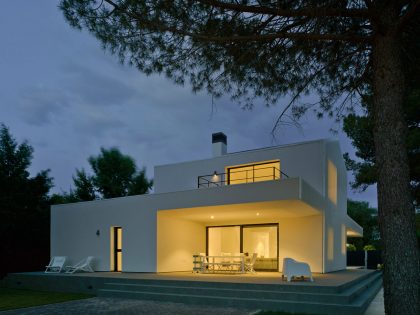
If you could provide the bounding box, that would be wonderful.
[282,258,313,282]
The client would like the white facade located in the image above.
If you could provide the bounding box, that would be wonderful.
[51,137,362,273]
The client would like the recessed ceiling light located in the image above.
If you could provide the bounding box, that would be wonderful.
[210,215,214,219]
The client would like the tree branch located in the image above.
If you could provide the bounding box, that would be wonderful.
[197,0,371,18]
[271,46,367,135]
[103,0,371,43]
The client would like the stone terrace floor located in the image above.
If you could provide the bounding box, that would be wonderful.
[61,268,375,287]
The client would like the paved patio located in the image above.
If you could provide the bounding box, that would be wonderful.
[0,298,253,315]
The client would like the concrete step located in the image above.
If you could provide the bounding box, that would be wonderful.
[99,271,381,305]
[99,277,382,315]
[98,269,377,294]
[347,276,383,315]
[97,272,383,315]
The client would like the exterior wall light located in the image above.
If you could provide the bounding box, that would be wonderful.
[96,229,100,236]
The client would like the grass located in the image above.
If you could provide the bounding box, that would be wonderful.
[0,287,93,311]
[256,312,323,315]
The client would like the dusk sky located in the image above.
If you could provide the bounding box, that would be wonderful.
[0,1,377,207]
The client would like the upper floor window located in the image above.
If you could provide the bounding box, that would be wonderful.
[328,159,337,205]
[226,160,280,185]
[197,160,285,188]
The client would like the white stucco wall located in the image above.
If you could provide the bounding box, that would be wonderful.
[323,140,348,272]
[154,140,326,195]
[279,215,323,273]
[51,196,157,272]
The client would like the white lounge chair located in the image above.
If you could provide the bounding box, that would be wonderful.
[65,256,95,274]
[282,258,313,282]
[245,253,258,273]
[45,256,67,273]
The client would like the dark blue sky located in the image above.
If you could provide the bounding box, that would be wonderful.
[0,1,377,207]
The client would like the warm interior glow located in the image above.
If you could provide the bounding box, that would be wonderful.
[256,212,260,216]
[158,200,320,222]
[328,227,334,261]
[117,252,122,271]
[117,228,122,250]
[110,227,122,272]
[226,160,280,185]
[207,225,278,270]
[109,227,114,271]
[210,215,214,219]
[346,229,363,237]
[243,226,277,258]
[157,206,323,273]
[208,226,240,256]
[341,224,346,255]
[157,213,205,272]
[211,174,219,183]
[328,160,338,205]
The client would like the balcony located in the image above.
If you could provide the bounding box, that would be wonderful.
[198,165,289,188]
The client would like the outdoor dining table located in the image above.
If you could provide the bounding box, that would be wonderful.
[193,255,246,273]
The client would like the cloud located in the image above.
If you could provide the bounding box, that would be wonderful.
[61,62,137,107]
[18,86,69,125]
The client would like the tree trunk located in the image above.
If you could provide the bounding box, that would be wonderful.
[372,5,420,315]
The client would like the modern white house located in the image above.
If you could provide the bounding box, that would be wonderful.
[51,133,362,274]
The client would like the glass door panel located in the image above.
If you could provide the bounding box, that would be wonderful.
[242,225,278,271]
[207,226,240,256]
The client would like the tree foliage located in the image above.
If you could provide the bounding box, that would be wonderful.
[0,124,52,277]
[73,147,153,200]
[343,46,420,204]
[73,169,96,201]
[347,199,379,250]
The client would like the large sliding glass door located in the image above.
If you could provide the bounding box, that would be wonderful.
[207,223,278,271]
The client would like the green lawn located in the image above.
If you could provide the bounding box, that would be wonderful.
[0,287,93,311]
[257,312,323,315]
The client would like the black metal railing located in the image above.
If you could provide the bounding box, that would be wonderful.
[198,166,289,188]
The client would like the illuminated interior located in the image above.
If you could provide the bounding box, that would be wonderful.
[226,161,280,185]
[327,227,334,261]
[328,160,338,205]
[156,200,323,273]
[207,224,279,271]
[341,224,347,255]
[110,226,122,272]
[208,226,240,255]
[117,228,122,272]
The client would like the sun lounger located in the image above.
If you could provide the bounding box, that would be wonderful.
[65,256,95,274]
[45,256,67,273]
